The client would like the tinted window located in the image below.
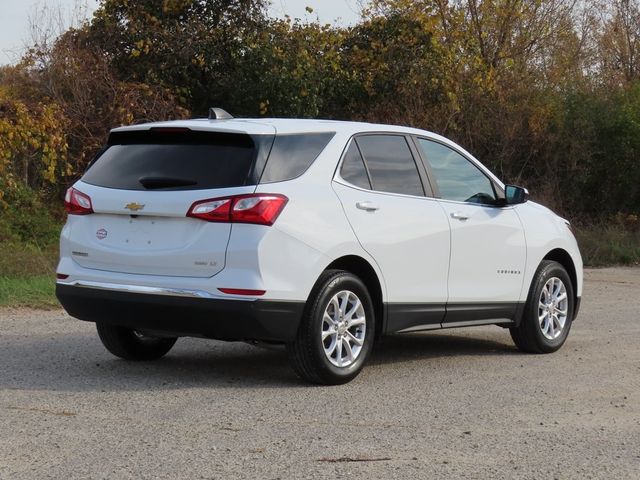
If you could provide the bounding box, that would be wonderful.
[356,135,424,196]
[340,141,371,189]
[260,132,335,183]
[418,139,497,204]
[83,130,256,191]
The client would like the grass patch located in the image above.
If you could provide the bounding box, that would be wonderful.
[0,241,58,277]
[0,240,59,309]
[574,224,640,267]
[0,275,58,308]
[0,185,61,307]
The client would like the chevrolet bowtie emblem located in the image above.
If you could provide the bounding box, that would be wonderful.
[125,202,145,212]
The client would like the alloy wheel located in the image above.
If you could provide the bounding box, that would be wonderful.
[538,277,569,340]
[321,290,366,367]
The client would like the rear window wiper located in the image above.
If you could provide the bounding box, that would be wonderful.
[138,176,197,189]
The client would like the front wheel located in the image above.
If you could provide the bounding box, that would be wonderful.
[287,270,375,385]
[510,260,574,353]
[96,323,177,361]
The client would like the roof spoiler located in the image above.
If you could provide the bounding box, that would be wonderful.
[209,108,234,120]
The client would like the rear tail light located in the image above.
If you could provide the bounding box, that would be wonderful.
[187,193,288,226]
[218,288,266,296]
[64,187,93,215]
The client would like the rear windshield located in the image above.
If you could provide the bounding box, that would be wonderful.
[82,129,335,190]
[82,130,258,191]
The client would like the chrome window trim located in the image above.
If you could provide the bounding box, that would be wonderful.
[435,197,516,210]
[332,176,442,203]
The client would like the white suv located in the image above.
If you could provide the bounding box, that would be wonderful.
[56,110,583,384]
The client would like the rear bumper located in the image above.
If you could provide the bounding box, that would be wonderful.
[56,283,304,342]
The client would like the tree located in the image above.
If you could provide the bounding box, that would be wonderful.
[598,0,640,85]
[0,82,68,204]
[86,0,269,114]
[342,8,448,126]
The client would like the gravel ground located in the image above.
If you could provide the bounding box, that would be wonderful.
[1,268,639,479]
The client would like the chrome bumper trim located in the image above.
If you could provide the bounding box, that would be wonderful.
[56,280,223,300]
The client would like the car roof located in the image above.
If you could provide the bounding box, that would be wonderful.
[111,117,442,138]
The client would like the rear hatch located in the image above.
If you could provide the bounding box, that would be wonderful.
[68,127,273,278]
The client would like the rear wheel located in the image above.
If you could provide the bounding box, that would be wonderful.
[96,323,177,360]
[287,270,375,385]
[510,260,574,353]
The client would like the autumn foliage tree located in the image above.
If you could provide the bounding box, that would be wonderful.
[1,0,640,220]
[0,81,68,202]
[86,0,269,114]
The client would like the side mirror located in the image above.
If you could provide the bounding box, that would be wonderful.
[504,185,529,205]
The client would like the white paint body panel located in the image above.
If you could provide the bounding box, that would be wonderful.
[515,201,583,299]
[67,181,255,278]
[333,181,450,304]
[58,117,583,314]
[438,200,526,303]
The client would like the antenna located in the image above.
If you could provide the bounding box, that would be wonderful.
[208,108,234,120]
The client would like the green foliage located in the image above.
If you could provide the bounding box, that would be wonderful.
[0,185,61,246]
[0,240,58,276]
[2,0,640,307]
[341,10,447,124]
[0,275,57,308]
[87,0,269,114]
[574,220,640,267]
[0,186,59,307]
[542,84,640,216]
[229,18,352,118]
[0,0,639,275]
[0,87,69,202]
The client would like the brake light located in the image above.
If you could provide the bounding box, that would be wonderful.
[187,194,288,226]
[149,127,192,133]
[64,187,93,215]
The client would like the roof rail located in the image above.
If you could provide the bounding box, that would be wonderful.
[209,108,234,120]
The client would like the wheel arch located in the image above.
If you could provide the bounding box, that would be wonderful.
[542,248,579,318]
[323,255,385,339]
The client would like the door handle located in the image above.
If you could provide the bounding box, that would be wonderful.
[356,201,380,212]
[450,211,469,221]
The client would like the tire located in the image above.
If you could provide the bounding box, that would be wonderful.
[510,260,574,354]
[287,270,375,385]
[96,323,177,361]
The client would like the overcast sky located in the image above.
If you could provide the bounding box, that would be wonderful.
[0,0,364,65]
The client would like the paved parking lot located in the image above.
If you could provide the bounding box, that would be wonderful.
[1,268,639,479]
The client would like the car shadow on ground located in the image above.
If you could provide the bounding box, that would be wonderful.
[0,329,518,392]
[370,330,518,367]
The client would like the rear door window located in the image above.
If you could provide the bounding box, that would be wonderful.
[82,130,257,191]
[355,135,425,197]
